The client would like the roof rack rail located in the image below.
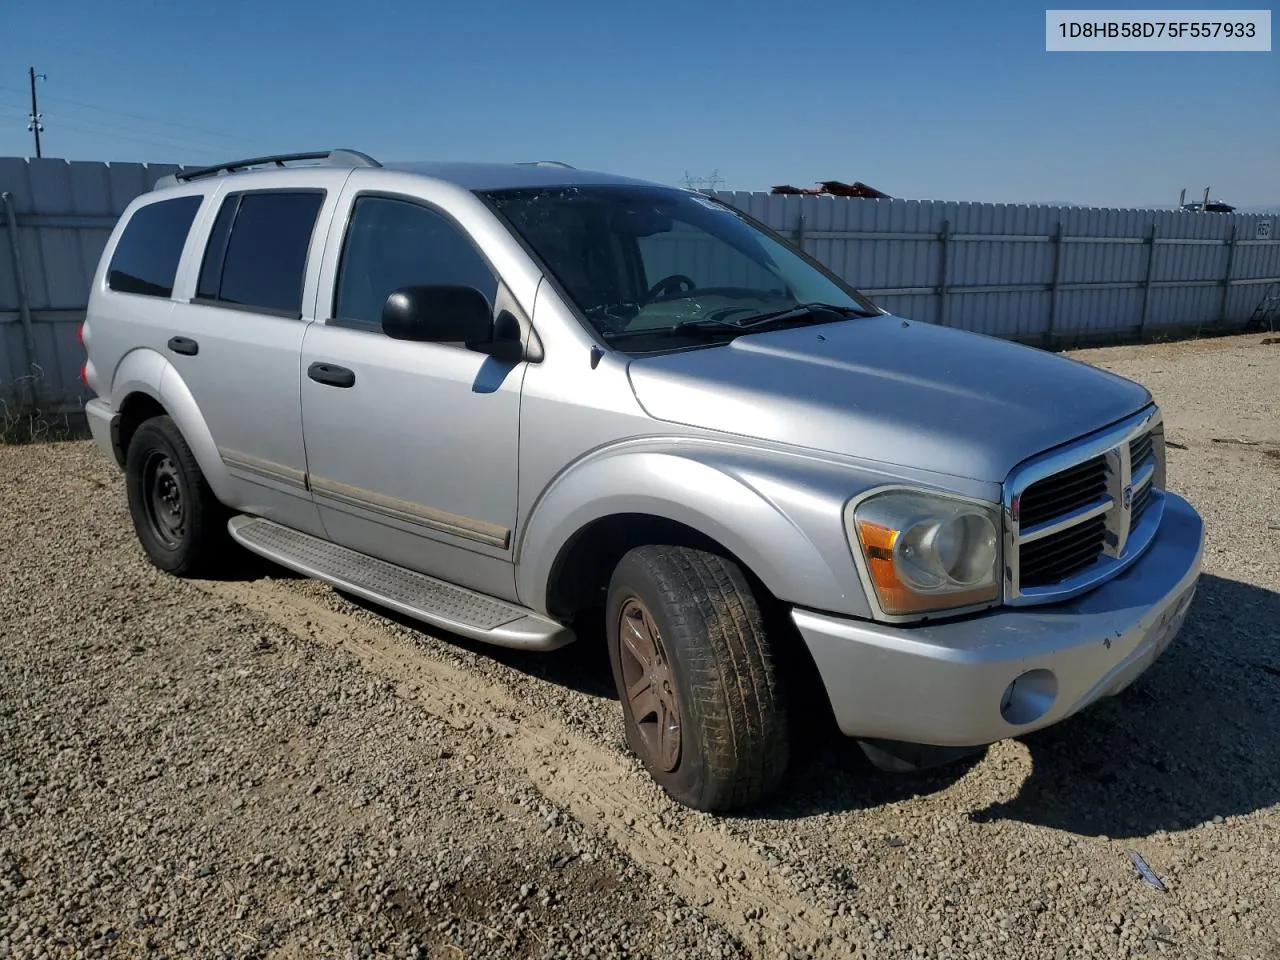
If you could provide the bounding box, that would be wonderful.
[153,149,381,190]
[514,160,576,169]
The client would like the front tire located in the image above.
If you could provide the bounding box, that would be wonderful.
[125,415,231,577]
[605,545,790,812]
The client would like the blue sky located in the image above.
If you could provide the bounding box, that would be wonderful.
[2,0,1276,207]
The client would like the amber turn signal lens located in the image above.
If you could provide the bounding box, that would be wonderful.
[854,519,938,615]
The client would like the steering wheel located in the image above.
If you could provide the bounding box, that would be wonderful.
[645,274,697,303]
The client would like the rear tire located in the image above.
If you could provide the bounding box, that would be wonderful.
[605,545,790,812]
[125,415,232,577]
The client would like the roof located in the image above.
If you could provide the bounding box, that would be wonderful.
[150,149,668,194]
[383,160,661,191]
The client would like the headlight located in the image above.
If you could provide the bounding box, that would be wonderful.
[845,488,1001,618]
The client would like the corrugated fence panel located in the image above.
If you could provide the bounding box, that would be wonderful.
[708,192,1277,342]
[1,157,194,412]
[2,158,1278,414]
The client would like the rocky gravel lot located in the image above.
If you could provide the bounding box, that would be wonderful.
[2,332,1279,960]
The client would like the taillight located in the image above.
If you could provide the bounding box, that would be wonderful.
[77,322,85,347]
[79,361,89,386]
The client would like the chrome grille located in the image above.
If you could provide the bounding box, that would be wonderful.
[1018,455,1108,528]
[1004,407,1166,605]
[1130,480,1153,528]
[1019,514,1108,587]
[1129,430,1154,469]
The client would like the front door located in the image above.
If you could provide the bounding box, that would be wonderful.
[299,191,527,601]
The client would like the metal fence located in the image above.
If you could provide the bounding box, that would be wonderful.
[707,190,1280,344]
[1,157,192,417]
[2,155,1278,417]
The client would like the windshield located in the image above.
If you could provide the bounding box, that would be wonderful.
[478,184,880,348]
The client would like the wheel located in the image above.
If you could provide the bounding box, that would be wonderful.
[124,414,232,577]
[605,545,790,812]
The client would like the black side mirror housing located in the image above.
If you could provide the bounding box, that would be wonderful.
[381,284,491,344]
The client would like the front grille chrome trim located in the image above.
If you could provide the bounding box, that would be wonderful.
[1018,495,1114,544]
[1003,405,1164,606]
[1131,458,1155,492]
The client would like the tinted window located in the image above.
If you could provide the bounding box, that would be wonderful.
[196,195,237,300]
[201,191,324,315]
[334,196,498,329]
[106,195,203,298]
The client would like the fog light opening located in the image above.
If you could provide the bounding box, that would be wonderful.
[1000,669,1058,726]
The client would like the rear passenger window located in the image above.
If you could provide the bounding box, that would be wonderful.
[106,195,203,298]
[195,195,237,301]
[196,191,324,316]
[333,196,498,330]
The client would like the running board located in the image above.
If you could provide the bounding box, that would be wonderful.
[227,516,575,652]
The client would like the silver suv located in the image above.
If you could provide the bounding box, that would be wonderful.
[82,149,1205,812]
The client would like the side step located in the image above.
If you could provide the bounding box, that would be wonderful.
[227,516,575,652]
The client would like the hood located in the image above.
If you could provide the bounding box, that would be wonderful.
[625,315,1152,482]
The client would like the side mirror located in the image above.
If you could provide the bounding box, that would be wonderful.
[382,284,495,346]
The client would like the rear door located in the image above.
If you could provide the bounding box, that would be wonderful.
[162,171,348,535]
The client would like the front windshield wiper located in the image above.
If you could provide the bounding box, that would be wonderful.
[726,301,877,328]
[600,320,742,341]
[598,301,877,342]
[664,302,872,334]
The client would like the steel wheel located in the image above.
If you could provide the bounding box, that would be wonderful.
[141,450,185,549]
[616,596,682,772]
[124,415,234,577]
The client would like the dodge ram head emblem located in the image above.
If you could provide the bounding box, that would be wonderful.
[1122,484,1133,510]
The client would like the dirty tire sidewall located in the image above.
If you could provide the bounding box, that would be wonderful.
[606,545,790,813]
[125,415,229,577]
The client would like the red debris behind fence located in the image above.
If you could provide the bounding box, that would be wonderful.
[770,180,892,199]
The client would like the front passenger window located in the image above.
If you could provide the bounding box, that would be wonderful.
[334,196,499,330]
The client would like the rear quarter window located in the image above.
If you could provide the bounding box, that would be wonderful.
[106,195,204,298]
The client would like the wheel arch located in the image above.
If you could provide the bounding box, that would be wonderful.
[108,348,233,503]
[545,512,763,619]
[517,446,874,621]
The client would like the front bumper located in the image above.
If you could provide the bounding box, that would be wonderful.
[793,491,1204,748]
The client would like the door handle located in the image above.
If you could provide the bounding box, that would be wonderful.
[307,361,356,388]
[167,336,198,356]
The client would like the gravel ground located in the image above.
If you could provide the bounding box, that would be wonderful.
[2,332,1278,960]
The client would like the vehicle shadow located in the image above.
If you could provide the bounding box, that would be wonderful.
[966,573,1280,838]
[245,561,1280,834]
[752,573,1280,829]
[335,593,622,701]
[201,550,307,582]
[331,592,980,810]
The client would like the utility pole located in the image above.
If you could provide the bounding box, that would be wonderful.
[28,66,46,158]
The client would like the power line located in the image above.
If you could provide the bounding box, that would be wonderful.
[40,111,235,155]
[0,94,245,159]
[0,103,229,160]
[682,169,725,192]
[0,83,257,148]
